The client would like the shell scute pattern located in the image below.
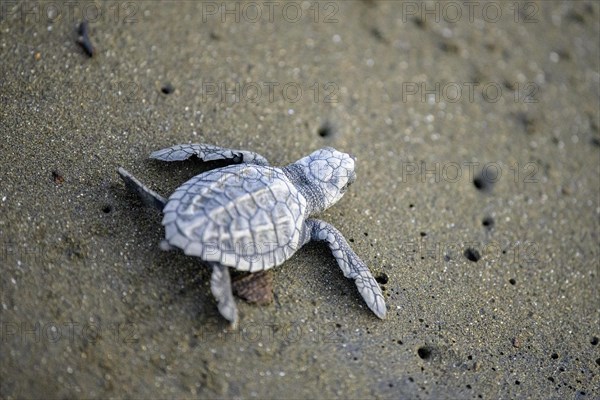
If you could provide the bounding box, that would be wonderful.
[163,164,306,271]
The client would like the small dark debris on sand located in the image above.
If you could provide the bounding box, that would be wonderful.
[77,21,95,57]
[232,270,274,305]
[473,171,496,192]
[52,170,64,185]
[161,83,175,95]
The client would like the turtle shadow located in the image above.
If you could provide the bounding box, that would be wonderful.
[145,157,243,193]
[154,248,219,320]
[111,178,221,324]
[290,241,374,318]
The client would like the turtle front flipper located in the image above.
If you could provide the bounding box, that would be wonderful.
[118,167,167,211]
[210,263,239,328]
[304,219,387,319]
[150,143,269,166]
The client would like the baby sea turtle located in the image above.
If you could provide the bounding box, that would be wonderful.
[118,143,386,326]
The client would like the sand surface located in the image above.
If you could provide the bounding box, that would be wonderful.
[1,1,599,398]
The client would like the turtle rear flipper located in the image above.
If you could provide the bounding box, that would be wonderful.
[118,167,167,211]
[210,263,239,328]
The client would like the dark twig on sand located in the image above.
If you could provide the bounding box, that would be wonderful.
[77,21,95,57]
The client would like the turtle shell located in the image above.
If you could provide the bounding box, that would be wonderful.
[162,164,307,271]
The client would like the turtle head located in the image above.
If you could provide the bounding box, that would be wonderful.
[293,147,356,213]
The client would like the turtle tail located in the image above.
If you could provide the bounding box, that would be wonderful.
[117,167,167,211]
